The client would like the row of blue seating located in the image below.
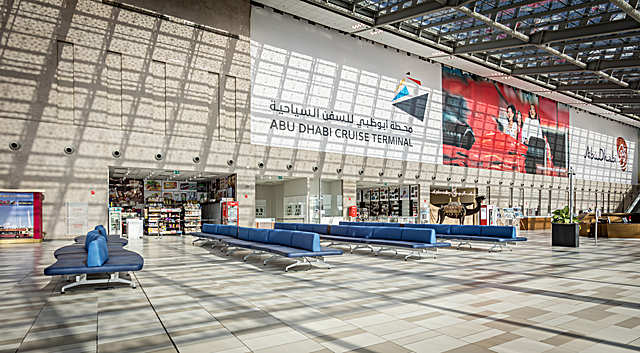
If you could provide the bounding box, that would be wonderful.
[275,223,451,259]
[44,225,144,293]
[339,222,527,251]
[191,224,343,271]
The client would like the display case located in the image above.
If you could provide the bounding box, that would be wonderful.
[108,207,122,236]
[183,202,201,234]
[380,188,388,201]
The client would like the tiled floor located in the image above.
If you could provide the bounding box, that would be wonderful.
[2,231,640,353]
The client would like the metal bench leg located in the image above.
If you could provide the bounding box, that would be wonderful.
[353,244,374,253]
[110,272,135,288]
[429,247,438,259]
[285,257,310,272]
[60,272,135,293]
[225,247,241,256]
[263,255,279,266]
[456,241,472,250]
[489,244,503,253]
[243,251,262,262]
[192,238,206,245]
[309,256,331,269]
[404,250,422,261]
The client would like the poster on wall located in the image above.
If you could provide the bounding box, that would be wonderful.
[145,180,161,191]
[0,193,34,239]
[163,181,178,190]
[569,108,635,184]
[250,7,443,164]
[441,67,568,176]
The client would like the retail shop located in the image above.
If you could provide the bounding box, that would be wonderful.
[108,167,238,237]
[355,184,421,223]
[255,176,343,227]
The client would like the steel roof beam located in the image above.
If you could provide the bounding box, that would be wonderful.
[610,0,640,24]
[620,108,640,114]
[454,19,639,54]
[591,96,640,103]
[512,59,640,75]
[368,0,474,29]
[557,81,640,91]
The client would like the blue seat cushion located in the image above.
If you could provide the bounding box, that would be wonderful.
[290,231,321,252]
[275,223,299,231]
[268,229,294,247]
[319,234,369,244]
[366,238,439,248]
[54,244,126,258]
[411,224,451,235]
[87,237,108,267]
[44,250,143,276]
[297,224,328,235]
[401,228,435,243]
[95,225,107,237]
[329,225,352,237]
[350,226,374,238]
[450,225,482,235]
[248,228,270,243]
[85,230,102,250]
[480,226,516,239]
[238,227,251,240]
[438,235,511,242]
[202,224,219,234]
[371,227,403,240]
[75,235,127,246]
[217,225,238,237]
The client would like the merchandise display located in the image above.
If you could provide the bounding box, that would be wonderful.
[183,202,202,233]
[356,185,420,221]
[110,171,236,236]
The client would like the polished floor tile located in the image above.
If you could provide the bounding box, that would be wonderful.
[1,230,640,352]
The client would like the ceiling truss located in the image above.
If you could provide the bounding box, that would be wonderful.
[277,0,640,121]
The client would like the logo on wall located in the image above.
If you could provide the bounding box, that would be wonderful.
[617,137,628,172]
[392,74,429,121]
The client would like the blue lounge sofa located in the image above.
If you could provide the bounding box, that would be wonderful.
[45,227,143,293]
[191,224,343,271]
[73,225,128,246]
[56,225,129,257]
[340,222,526,252]
[275,223,451,260]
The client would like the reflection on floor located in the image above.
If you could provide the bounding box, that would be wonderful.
[1,231,640,353]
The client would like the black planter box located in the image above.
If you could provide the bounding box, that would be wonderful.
[552,223,579,247]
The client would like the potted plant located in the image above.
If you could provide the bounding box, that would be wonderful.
[551,206,579,247]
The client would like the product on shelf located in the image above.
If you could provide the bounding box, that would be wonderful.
[183,201,201,234]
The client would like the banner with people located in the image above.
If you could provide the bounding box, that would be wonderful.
[441,67,569,176]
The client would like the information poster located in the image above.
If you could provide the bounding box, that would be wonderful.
[0,193,34,239]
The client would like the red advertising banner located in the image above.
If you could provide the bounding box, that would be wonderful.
[442,67,568,176]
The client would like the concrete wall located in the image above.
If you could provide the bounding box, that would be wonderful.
[0,0,636,238]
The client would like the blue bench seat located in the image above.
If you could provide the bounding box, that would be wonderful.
[339,222,526,252]
[54,244,130,258]
[44,251,144,276]
[193,224,343,271]
[74,235,127,246]
[45,225,143,293]
[276,223,451,260]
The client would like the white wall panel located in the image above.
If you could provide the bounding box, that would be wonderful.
[250,7,443,164]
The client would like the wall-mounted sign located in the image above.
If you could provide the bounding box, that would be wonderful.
[250,7,443,164]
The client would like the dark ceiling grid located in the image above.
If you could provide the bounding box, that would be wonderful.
[308,0,640,121]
